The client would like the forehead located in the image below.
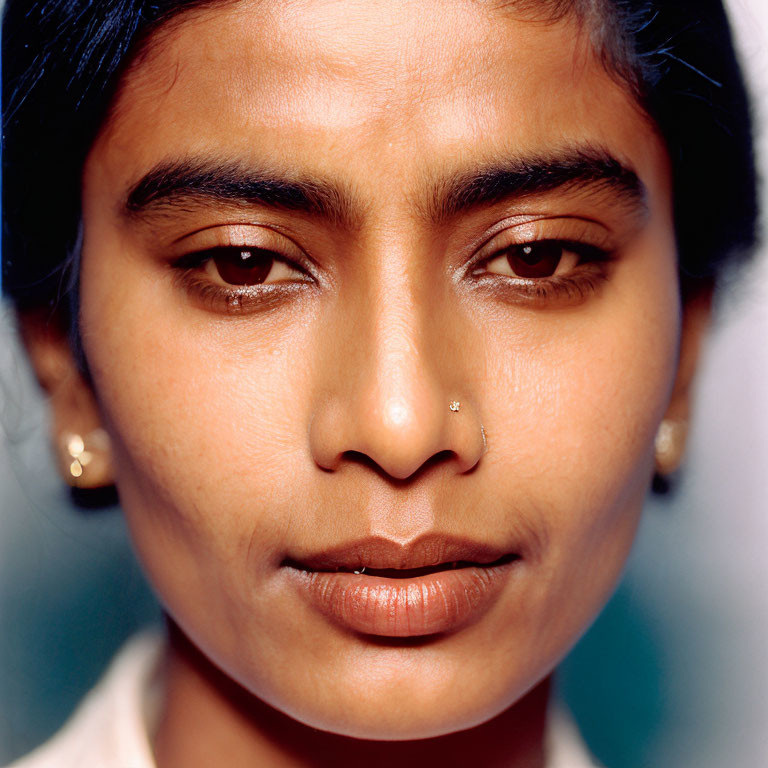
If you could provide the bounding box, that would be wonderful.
[96,0,661,193]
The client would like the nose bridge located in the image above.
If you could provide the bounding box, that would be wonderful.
[310,240,484,480]
[350,245,448,476]
[366,259,432,428]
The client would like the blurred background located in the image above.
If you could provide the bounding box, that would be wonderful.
[1,1,767,765]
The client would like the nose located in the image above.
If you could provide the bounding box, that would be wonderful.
[309,276,486,481]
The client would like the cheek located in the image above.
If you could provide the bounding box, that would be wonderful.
[480,239,680,611]
[463,246,681,679]
[78,244,322,606]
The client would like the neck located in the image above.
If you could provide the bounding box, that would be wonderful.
[153,622,551,768]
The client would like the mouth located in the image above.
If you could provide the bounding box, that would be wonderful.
[284,553,519,578]
[283,535,521,638]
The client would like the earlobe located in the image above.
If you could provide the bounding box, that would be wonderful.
[18,309,114,489]
[654,418,688,476]
[654,285,714,476]
[58,428,113,489]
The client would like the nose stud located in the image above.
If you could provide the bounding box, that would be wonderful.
[449,400,461,412]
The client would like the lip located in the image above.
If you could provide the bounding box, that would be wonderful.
[283,535,520,637]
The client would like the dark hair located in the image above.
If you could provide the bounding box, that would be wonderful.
[1,0,759,320]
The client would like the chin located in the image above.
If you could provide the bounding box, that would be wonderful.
[250,653,545,742]
[282,696,511,742]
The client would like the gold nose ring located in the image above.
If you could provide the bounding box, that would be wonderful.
[449,400,461,412]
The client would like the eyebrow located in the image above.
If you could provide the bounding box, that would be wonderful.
[423,146,647,224]
[123,145,647,230]
[124,158,362,229]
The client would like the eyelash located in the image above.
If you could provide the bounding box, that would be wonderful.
[468,239,613,305]
[172,246,314,314]
[172,236,614,314]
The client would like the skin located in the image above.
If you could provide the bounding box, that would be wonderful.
[23,0,713,765]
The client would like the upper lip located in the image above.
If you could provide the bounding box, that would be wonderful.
[283,533,519,572]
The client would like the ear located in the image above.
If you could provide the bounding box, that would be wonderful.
[654,285,714,478]
[18,309,113,488]
[664,285,714,424]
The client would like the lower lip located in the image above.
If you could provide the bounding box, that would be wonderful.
[288,562,517,637]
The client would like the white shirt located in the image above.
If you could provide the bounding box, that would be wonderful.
[7,632,601,768]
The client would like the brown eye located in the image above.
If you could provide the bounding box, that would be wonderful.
[480,240,590,281]
[505,242,563,278]
[211,247,275,285]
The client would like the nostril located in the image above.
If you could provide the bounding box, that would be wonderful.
[336,448,458,483]
[416,450,457,475]
[339,451,381,473]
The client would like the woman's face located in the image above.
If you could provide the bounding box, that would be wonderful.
[75,0,683,739]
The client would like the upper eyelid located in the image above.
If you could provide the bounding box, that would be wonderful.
[477,217,613,251]
[167,224,345,290]
[463,222,613,276]
[181,247,315,288]
[475,243,606,282]
[171,222,307,254]
[173,229,318,274]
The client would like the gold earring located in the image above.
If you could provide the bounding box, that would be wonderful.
[654,419,688,476]
[59,428,112,488]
